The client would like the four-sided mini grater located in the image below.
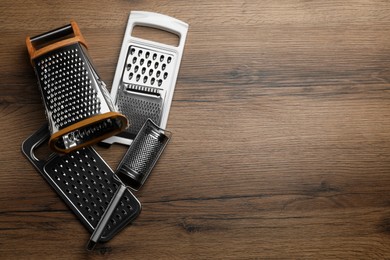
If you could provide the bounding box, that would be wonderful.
[102,11,188,146]
[26,21,128,153]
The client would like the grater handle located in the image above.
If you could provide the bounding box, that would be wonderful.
[21,124,51,171]
[26,21,88,62]
[128,11,188,50]
[87,184,127,250]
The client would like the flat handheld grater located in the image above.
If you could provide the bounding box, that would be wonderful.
[26,21,128,153]
[22,124,141,242]
[102,11,188,146]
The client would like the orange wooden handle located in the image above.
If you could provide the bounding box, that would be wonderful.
[26,21,88,64]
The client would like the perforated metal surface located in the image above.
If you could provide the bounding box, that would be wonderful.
[122,45,175,88]
[42,147,140,240]
[22,124,141,242]
[117,91,162,137]
[35,44,101,130]
[117,119,171,190]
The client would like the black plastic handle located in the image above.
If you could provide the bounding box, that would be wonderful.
[30,24,73,45]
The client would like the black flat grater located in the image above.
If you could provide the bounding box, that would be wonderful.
[22,124,141,242]
[87,119,171,250]
[102,11,188,146]
[26,21,128,154]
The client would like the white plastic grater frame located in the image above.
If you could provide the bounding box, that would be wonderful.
[104,11,188,145]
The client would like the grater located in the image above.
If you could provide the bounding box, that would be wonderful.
[22,124,141,242]
[88,119,171,250]
[116,119,172,191]
[102,11,188,146]
[26,21,128,153]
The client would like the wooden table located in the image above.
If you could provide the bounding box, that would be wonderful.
[1,0,390,258]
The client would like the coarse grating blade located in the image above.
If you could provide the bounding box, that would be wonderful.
[26,21,128,153]
[102,11,188,146]
[21,124,141,242]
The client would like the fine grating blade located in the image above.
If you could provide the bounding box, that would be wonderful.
[116,119,171,190]
[35,45,102,130]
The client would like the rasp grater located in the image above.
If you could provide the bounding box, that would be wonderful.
[26,21,128,153]
[22,124,141,242]
[102,11,188,146]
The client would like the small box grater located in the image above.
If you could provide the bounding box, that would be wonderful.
[102,11,188,146]
[26,21,128,153]
[22,124,141,242]
[116,119,172,190]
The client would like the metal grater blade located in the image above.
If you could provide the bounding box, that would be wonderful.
[35,45,104,130]
[22,125,141,242]
[116,119,171,190]
[117,88,162,138]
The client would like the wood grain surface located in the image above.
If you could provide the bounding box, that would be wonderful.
[1,0,390,259]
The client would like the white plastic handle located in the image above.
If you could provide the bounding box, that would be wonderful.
[127,11,188,50]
